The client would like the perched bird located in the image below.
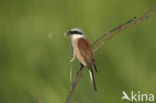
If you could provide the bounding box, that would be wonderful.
[67,28,97,91]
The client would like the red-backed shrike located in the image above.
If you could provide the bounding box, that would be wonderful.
[67,28,97,91]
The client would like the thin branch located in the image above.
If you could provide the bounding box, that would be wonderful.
[93,17,136,53]
[66,67,83,103]
[66,6,156,103]
[92,6,156,53]
[91,17,136,48]
[38,88,42,103]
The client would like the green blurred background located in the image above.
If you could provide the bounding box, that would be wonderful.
[0,0,156,103]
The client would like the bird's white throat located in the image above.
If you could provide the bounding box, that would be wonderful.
[71,34,84,41]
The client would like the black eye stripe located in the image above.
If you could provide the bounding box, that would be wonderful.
[69,31,83,34]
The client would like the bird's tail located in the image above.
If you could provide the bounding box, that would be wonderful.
[88,65,97,92]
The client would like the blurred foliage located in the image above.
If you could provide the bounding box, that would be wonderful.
[0,0,156,103]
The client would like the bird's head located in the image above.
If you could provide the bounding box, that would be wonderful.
[67,28,85,39]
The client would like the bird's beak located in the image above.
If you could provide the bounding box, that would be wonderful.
[67,31,70,36]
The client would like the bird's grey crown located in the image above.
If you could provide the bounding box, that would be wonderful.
[68,28,85,35]
[70,28,83,32]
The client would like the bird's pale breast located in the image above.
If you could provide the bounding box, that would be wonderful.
[72,38,87,66]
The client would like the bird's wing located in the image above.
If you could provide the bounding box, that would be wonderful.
[78,38,97,91]
[78,38,94,65]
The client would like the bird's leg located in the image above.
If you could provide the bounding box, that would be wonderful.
[77,64,84,77]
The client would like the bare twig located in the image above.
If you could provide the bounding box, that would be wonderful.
[66,67,83,103]
[38,88,42,103]
[70,65,73,82]
[66,6,156,103]
[93,6,156,53]
[91,17,137,48]
[92,17,137,53]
